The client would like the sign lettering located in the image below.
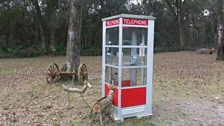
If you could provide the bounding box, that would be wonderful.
[106,18,119,26]
[123,18,148,26]
[106,18,148,26]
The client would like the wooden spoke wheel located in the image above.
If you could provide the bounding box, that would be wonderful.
[46,63,60,83]
[72,66,78,81]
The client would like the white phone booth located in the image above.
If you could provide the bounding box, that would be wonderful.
[101,14,155,121]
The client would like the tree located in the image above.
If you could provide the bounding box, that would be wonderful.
[216,0,224,60]
[164,0,184,49]
[0,0,217,57]
[46,0,59,52]
[31,0,47,51]
[66,0,82,72]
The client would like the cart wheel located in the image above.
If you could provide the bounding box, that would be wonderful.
[72,65,78,81]
[78,64,88,81]
[46,63,60,83]
[60,64,67,71]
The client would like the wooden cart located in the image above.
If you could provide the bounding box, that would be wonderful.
[46,63,88,83]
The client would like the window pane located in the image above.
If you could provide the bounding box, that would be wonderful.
[105,47,119,66]
[106,27,119,45]
[121,68,147,87]
[122,48,147,66]
[105,66,118,84]
[123,27,147,46]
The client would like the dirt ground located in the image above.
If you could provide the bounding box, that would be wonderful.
[0,51,224,126]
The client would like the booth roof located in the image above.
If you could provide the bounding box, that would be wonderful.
[102,14,156,21]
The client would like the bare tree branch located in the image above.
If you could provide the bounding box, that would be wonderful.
[164,0,177,18]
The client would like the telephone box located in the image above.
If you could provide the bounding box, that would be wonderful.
[101,14,155,121]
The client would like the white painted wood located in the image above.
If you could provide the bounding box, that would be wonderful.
[121,85,146,89]
[117,17,123,118]
[121,45,148,48]
[105,64,119,68]
[121,65,147,69]
[106,25,119,29]
[105,45,119,48]
[146,20,155,115]
[122,25,148,28]
[102,14,156,21]
[102,21,106,97]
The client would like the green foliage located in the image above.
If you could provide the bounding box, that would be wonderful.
[0,46,42,58]
[0,0,217,58]
[55,42,66,52]
[81,45,97,50]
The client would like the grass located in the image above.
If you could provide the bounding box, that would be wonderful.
[0,51,224,126]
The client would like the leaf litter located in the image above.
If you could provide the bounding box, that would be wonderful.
[0,52,224,125]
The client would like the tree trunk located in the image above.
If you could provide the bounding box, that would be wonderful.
[8,20,14,47]
[176,0,184,49]
[165,0,184,49]
[39,24,46,50]
[47,0,59,52]
[216,0,224,60]
[66,0,82,72]
[32,0,47,51]
[50,29,56,51]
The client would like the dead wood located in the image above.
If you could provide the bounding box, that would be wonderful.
[63,84,88,94]
[84,80,92,88]
[63,80,92,94]
[93,90,113,113]
[89,84,116,125]
[195,48,216,54]
[63,80,92,109]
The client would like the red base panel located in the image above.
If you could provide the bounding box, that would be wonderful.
[105,83,146,108]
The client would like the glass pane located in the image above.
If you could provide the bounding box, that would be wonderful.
[105,66,118,84]
[106,27,119,45]
[122,48,147,66]
[121,68,147,87]
[123,27,147,46]
[106,47,119,66]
